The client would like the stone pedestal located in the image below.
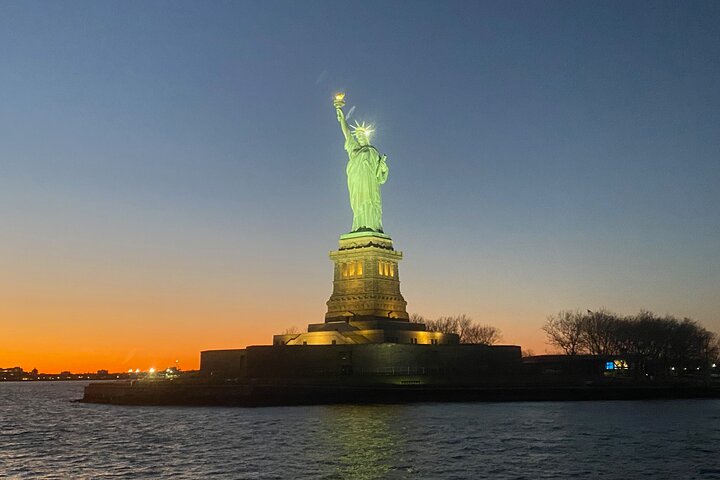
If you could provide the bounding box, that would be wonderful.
[271,231,460,346]
[325,231,408,322]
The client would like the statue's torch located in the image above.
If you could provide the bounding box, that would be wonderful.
[333,92,346,109]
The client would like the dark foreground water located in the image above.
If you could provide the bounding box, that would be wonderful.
[1,382,719,479]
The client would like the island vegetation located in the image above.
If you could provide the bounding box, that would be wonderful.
[543,309,719,375]
[410,314,502,345]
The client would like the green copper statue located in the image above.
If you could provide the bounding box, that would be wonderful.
[334,93,388,233]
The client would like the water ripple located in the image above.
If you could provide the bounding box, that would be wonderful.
[1,383,719,479]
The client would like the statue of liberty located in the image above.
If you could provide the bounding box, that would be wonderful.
[334,93,388,233]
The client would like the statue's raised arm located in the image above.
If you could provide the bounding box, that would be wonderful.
[332,93,388,233]
[334,93,352,141]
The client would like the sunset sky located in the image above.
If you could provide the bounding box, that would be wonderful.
[2,1,720,372]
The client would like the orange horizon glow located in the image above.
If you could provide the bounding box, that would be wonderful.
[1,232,556,373]
[3,220,702,373]
[1,333,553,374]
[2,247,700,373]
[1,289,553,372]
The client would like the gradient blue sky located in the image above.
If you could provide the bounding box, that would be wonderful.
[2,1,719,369]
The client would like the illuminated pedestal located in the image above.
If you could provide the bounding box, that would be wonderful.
[326,231,408,322]
[273,232,459,346]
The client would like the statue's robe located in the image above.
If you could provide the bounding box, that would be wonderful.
[344,134,388,232]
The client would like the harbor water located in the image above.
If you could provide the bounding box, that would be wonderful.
[1,382,719,479]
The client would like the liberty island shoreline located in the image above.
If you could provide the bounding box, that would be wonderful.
[81,379,720,407]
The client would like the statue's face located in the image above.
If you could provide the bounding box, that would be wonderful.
[355,132,370,146]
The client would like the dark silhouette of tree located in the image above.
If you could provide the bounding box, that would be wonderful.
[583,309,623,355]
[464,323,502,345]
[411,313,501,344]
[542,308,719,376]
[542,310,585,355]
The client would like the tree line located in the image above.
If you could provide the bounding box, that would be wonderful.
[543,309,719,373]
[410,314,502,345]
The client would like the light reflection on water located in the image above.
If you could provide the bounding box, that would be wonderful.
[0,382,719,479]
[317,405,405,478]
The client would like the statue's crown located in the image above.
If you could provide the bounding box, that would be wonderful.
[351,121,374,138]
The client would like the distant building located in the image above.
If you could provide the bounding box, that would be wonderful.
[0,367,25,381]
